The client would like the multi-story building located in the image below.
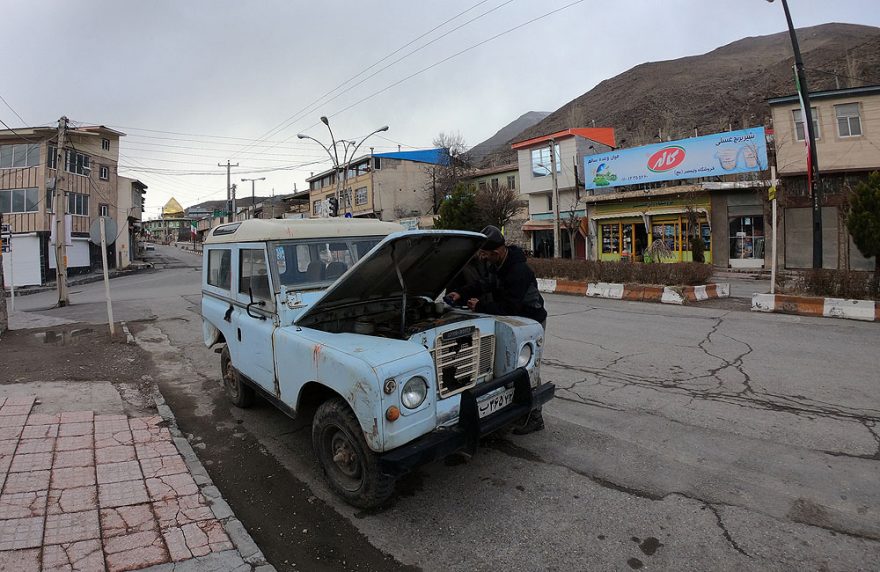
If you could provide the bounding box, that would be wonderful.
[143,198,194,243]
[306,149,449,225]
[511,128,616,258]
[768,85,879,270]
[0,123,127,286]
[116,177,147,268]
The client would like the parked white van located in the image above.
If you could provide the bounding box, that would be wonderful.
[201,218,553,507]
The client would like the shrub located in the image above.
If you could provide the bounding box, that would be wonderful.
[799,269,879,301]
[527,258,713,286]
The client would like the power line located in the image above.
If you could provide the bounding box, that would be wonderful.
[0,94,27,126]
[235,0,512,158]
[326,0,587,128]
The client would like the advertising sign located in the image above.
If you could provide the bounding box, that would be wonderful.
[585,127,767,190]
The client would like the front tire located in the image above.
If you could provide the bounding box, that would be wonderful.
[220,346,254,408]
[312,397,395,508]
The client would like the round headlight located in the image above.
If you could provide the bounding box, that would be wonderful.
[401,376,428,409]
[517,343,533,368]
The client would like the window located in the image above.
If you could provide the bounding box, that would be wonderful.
[729,216,764,260]
[207,249,232,290]
[99,204,109,217]
[0,188,39,213]
[48,145,57,169]
[546,193,553,211]
[355,187,368,205]
[239,249,272,301]
[340,188,352,209]
[313,199,322,216]
[491,177,499,190]
[373,157,381,170]
[100,166,109,180]
[68,192,89,216]
[46,189,54,213]
[835,103,862,137]
[101,138,110,151]
[478,181,487,191]
[273,237,383,287]
[507,175,516,190]
[65,150,91,176]
[0,144,40,169]
[601,224,619,254]
[530,144,561,177]
[792,108,820,141]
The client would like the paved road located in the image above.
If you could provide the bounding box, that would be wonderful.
[13,245,880,571]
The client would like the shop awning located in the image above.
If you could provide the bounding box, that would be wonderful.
[521,220,555,231]
[590,206,709,220]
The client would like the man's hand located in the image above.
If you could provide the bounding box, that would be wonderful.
[467,298,479,311]
[446,292,462,303]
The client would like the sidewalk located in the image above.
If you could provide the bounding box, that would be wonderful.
[4,263,153,299]
[0,322,274,571]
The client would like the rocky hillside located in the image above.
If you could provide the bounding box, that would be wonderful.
[467,111,550,165]
[475,23,880,167]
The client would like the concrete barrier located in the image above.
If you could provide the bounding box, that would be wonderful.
[537,280,730,306]
[751,293,878,322]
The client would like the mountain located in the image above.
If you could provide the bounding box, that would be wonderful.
[473,23,880,167]
[467,111,550,166]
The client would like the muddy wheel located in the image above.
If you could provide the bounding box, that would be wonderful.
[312,397,395,508]
[220,346,254,408]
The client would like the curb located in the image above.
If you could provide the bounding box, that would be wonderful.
[150,388,276,571]
[537,279,730,306]
[3,265,153,298]
[752,293,879,322]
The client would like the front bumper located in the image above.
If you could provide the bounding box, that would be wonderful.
[378,368,554,475]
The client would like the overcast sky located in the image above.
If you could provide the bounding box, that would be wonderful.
[2,0,879,218]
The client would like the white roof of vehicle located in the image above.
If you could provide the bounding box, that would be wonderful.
[204,218,405,244]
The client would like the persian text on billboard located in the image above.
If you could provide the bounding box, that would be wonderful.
[584,127,767,190]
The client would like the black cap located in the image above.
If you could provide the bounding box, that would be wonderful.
[480,225,505,251]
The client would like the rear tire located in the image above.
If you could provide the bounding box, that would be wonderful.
[312,397,395,508]
[220,346,254,408]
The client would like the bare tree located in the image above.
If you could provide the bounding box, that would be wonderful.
[475,183,519,230]
[425,131,472,213]
[559,194,583,260]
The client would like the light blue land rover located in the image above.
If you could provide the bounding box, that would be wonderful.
[201,218,554,507]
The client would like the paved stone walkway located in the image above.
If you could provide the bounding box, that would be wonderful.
[0,395,267,571]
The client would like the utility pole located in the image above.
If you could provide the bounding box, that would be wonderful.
[0,213,8,335]
[54,117,70,307]
[218,161,239,221]
[549,139,561,258]
[241,177,265,219]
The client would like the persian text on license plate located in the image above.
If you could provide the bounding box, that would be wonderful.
[477,387,515,418]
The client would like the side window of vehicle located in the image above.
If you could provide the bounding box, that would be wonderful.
[240,249,272,301]
[207,249,231,290]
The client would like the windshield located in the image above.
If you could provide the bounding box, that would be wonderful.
[270,236,384,289]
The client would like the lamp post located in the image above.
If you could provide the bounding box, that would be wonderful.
[767,0,822,269]
[298,118,389,217]
[241,177,265,219]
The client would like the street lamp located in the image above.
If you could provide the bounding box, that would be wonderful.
[241,177,266,219]
[298,118,389,217]
[767,0,822,268]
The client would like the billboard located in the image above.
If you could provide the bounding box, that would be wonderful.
[585,127,767,190]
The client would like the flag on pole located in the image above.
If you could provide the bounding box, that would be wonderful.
[793,67,813,190]
[190,220,198,240]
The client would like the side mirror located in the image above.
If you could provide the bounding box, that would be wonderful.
[246,287,267,320]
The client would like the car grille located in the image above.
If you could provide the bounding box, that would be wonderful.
[433,329,494,398]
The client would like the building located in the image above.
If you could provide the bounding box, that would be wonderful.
[580,127,771,267]
[116,177,147,268]
[143,198,194,243]
[1,122,129,286]
[768,85,879,270]
[306,148,449,226]
[511,128,617,258]
[464,163,529,250]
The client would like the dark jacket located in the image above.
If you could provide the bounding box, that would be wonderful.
[458,245,547,324]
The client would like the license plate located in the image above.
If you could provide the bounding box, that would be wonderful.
[477,387,515,418]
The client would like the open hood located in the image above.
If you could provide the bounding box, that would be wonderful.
[295,230,485,324]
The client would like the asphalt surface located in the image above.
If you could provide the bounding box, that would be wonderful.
[9,244,880,571]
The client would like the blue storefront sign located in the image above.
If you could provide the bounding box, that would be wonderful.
[585,127,767,190]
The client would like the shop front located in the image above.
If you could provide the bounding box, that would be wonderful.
[591,197,713,263]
